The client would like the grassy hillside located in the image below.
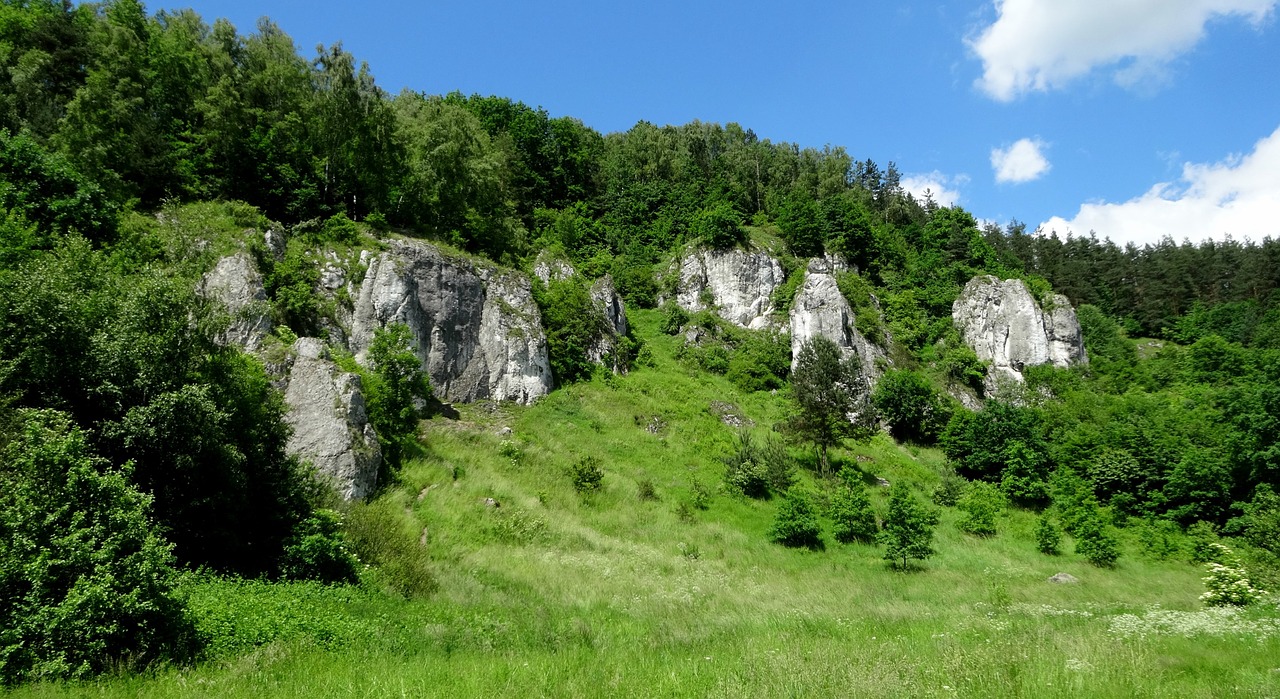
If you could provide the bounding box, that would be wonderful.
[13,309,1280,698]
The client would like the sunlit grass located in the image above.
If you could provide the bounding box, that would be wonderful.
[15,308,1280,698]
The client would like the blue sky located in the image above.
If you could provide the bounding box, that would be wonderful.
[169,0,1280,247]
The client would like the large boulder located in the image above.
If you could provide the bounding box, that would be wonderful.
[674,246,785,329]
[952,275,1087,385]
[350,239,551,404]
[283,338,381,501]
[198,253,272,351]
[789,257,885,385]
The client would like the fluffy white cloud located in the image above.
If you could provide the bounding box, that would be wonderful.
[1039,124,1280,246]
[969,0,1276,101]
[991,138,1050,183]
[900,171,966,207]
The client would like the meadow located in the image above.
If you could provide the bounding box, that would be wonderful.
[14,310,1280,698]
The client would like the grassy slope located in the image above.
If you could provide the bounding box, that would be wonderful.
[17,310,1280,698]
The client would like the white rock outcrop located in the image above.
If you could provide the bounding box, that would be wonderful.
[952,275,1087,384]
[283,338,381,501]
[199,253,271,351]
[587,274,629,372]
[789,257,886,385]
[674,247,785,329]
[350,239,551,404]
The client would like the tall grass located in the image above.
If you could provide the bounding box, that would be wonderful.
[15,308,1280,698]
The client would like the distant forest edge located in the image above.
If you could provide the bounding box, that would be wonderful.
[1,1,1279,341]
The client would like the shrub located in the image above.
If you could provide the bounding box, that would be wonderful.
[1188,521,1223,564]
[569,455,605,493]
[0,411,196,684]
[637,478,659,502]
[278,509,360,583]
[872,369,952,444]
[880,482,938,570]
[1137,518,1183,561]
[957,481,1004,537]
[342,500,436,598]
[690,200,746,249]
[829,475,879,544]
[759,435,798,493]
[723,430,770,499]
[769,488,823,549]
[660,298,691,332]
[932,469,966,507]
[690,479,712,510]
[1035,515,1061,555]
[1200,544,1265,607]
[1074,513,1120,568]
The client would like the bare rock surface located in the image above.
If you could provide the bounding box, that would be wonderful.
[350,239,551,404]
[788,256,886,385]
[952,275,1087,385]
[282,338,381,501]
[674,246,785,329]
[198,253,271,351]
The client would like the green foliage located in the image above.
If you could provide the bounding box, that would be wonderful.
[1200,544,1265,607]
[1163,448,1232,526]
[659,300,689,335]
[941,401,1048,490]
[957,480,1004,537]
[785,336,877,473]
[1137,518,1183,561]
[725,330,790,392]
[1035,514,1061,555]
[364,323,431,473]
[768,488,823,549]
[258,237,322,335]
[932,468,966,507]
[999,439,1050,507]
[341,499,436,598]
[1074,511,1121,568]
[278,509,360,583]
[1187,521,1223,564]
[689,200,745,249]
[829,470,879,544]
[722,429,789,499]
[872,369,953,444]
[1230,484,1280,557]
[569,455,605,494]
[535,276,608,385]
[317,212,361,245]
[880,482,938,569]
[0,410,195,684]
[774,190,824,257]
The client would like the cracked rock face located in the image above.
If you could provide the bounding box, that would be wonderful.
[675,247,785,329]
[199,253,272,351]
[350,239,551,404]
[952,275,1087,384]
[789,257,885,386]
[283,338,381,501]
[587,274,630,372]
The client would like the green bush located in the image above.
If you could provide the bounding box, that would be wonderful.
[278,509,360,584]
[1035,515,1061,555]
[1074,513,1120,568]
[660,301,689,335]
[0,411,196,684]
[1200,544,1265,607]
[1188,521,1223,564]
[342,500,436,598]
[690,200,745,249]
[570,455,605,493]
[829,471,879,544]
[769,488,823,549]
[880,482,938,570]
[364,323,432,473]
[872,369,952,444]
[957,481,1004,537]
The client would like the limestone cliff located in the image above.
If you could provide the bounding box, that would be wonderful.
[952,275,1087,385]
[350,239,551,404]
[674,246,785,329]
[282,338,381,501]
[788,256,886,385]
[198,253,271,351]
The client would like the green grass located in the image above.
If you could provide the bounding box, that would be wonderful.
[14,309,1280,698]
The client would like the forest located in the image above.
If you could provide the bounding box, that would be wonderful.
[2,1,1280,694]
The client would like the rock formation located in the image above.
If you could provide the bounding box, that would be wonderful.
[587,274,629,372]
[198,253,272,351]
[674,246,785,329]
[788,256,886,385]
[282,338,381,501]
[350,239,551,404]
[951,275,1087,385]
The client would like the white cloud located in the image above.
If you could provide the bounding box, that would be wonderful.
[969,0,1276,101]
[991,138,1051,183]
[901,171,966,207]
[1039,124,1280,246]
